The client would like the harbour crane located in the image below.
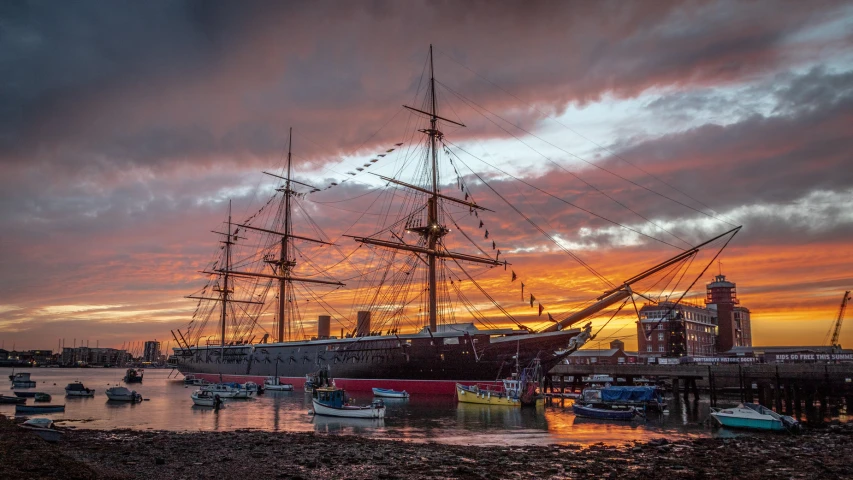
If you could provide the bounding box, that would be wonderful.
[829,290,851,352]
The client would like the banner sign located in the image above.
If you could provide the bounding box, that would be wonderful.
[766,353,853,362]
[682,356,758,364]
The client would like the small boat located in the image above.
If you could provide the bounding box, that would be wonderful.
[710,403,800,432]
[304,367,331,393]
[191,390,225,407]
[23,417,54,428]
[11,372,36,388]
[572,403,636,421]
[201,383,253,399]
[312,386,385,419]
[183,374,197,385]
[0,395,26,404]
[265,359,293,392]
[122,368,144,383]
[15,404,66,414]
[456,359,544,407]
[19,418,63,442]
[13,391,38,398]
[580,386,667,412]
[65,381,96,397]
[105,386,143,402]
[372,388,410,399]
[243,381,264,395]
[34,392,52,402]
[264,377,294,391]
[191,377,213,386]
[456,383,521,406]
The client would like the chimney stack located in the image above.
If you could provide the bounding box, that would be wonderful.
[357,311,371,337]
[318,315,331,339]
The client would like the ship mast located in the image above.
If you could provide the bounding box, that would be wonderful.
[427,44,441,332]
[215,202,234,350]
[207,129,344,343]
[353,45,502,333]
[280,127,294,343]
[223,205,230,348]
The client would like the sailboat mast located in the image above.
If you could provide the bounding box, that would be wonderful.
[427,44,440,332]
[221,201,233,348]
[279,128,293,342]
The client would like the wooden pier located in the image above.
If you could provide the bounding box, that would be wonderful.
[547,363,853,416]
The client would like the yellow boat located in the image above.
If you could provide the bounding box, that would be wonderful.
[456,383,521,406]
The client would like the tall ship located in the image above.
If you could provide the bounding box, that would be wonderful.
[172,47,739,393]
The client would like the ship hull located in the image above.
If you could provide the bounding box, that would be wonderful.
[175,327,584,394]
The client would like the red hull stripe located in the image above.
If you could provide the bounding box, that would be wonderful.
[187,374,499,395]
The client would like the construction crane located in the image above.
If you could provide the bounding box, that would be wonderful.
[829,290,851,352]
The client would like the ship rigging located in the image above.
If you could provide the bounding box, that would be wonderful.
[172,46,742,392]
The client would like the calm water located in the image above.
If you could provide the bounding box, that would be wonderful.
[2,367,757,446]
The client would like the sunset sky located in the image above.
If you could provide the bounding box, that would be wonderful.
[1,0,852,353]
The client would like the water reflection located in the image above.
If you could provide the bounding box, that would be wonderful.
[312,416,385,434]
[455,402,548,431]
[571,416,644,429]
[5,367,845,446]
[104,400,142,409]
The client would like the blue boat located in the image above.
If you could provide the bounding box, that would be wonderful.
[710,403,799,432]
[15,404,66,414]
[372,388,410,398]
[581,386,667,412]
[572,403,636,421]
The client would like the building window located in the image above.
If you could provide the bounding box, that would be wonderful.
[657,333,664,341]
[647,345,652,352]
[658,345,664,352]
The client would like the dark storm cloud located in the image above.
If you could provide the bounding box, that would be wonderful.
[608,70,853,210]
[2,0,850,175]
[774,67,853,114]
[441,68,853,253]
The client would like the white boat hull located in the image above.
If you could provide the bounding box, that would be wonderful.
[105,387,142,402]
[191,391,224,407]
[201,385,253,399]
[265,384,294,391]
[312,399,385,418]
[709,404,796,431]
[372,388,409,398]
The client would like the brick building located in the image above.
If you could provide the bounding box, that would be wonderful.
[637,272,752,360]
[637,301,717,359]
[706,274,752,351]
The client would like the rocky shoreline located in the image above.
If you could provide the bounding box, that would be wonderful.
[1,415,851,479]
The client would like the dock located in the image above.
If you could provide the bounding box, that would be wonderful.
[547,363,853,416]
